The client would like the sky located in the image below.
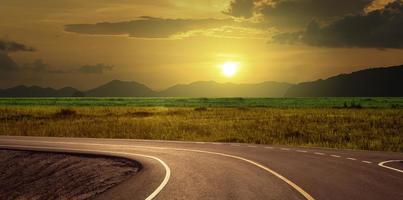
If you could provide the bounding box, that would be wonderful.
[0,0,402,90]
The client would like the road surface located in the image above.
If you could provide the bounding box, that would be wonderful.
[0,136,402,200]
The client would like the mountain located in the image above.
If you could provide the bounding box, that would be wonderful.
[285,65,403,97]
[85,80,156,97]
[2,64,401,97]
[0,86,80,97]
[0,80,291,97]
[158,81,292,97]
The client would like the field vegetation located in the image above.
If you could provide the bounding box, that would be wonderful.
[0,105,401,152]
[0,97,402,108]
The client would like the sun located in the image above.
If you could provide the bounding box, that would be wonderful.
[221,61,239,77]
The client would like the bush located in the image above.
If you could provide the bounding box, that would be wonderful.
[342,102,362,109]
[128,111,154,117]
[55,108,77,117]
[350,102,362,109]
[194,107,208,112]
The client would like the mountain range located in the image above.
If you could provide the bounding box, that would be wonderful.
[0,86,80,97]
[158,81,292,97]
[0,65,402,97]
[0,80,292,98]
[285,65,403,97]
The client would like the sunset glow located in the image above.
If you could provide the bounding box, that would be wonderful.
[0,0,402,90]
[221,62,239,78]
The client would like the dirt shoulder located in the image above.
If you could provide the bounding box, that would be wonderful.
[0,149,141,200]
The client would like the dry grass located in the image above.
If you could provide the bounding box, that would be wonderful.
[0,106,402,152]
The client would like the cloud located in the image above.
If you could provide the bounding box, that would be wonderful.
[0,53,19,71]
[261,0,373,29]
[22,59,69,74]
[1,48,114,76]
[272,0,403,48]
[224,0,374,29]
[0,39,35,53]
[23,61,114,74]
[223,0,256,18]
[365,0,396,12]
[64,16,251,39]
[79,64,114,74]
[0,40,36,72]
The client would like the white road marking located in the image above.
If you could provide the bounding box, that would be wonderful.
[0,139,316,200]
[314,152,325,155]
[0,144,171,200]
[347,158,357,161]
[378,160,403,173]
[362,161,372,164]
[248,145,257,148]
[296,150,308,153]
[330,155,341,158]
[264,147,273,149]
[280,148,290,151]
[231,144,241,147]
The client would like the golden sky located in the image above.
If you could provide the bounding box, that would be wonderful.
[1,0,402,90]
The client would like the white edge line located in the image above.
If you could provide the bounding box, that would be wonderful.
[361,161,372,164]
[0,144,171,200]
[1,136,393,154]
[0,139,315,200]
[330,155,340,158]
[378,160,403,173]
[347,158,357,161]
[296,150,307,153]
[150,147,315,200]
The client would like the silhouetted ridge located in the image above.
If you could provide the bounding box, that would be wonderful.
[0,86,80,97]
[158,81,292,97]
[285,65,403,97]
[85,80,156,97]
[1,64,401,97]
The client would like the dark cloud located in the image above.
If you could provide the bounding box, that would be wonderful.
[79,64,114,74]
[23,60,114,74]
[0,53,19,71]
[225,0,374,29]
[260,0,373,29]
[1,46,113,77]
[272,1,403,48]
[223,0,255,18]
[0,40,34,71]
[0,40,35,53]
[22,59,69,74]
[65,16,237,38]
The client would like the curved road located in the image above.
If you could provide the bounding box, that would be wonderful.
[0,136,402,200]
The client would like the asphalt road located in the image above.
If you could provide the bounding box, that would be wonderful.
[0,136,402,200]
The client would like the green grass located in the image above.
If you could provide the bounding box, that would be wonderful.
[0,97,402,108]
[0,106,402,152]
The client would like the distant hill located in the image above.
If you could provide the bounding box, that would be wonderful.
[0,80,291,98]
[158,81,292,97]
[85,80,156,97]
[0,86,80,97]
[285,65,403,97]
[2,65,402,97]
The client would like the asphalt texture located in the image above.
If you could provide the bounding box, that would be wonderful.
[0,136,402,200]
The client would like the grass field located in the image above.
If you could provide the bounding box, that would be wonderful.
[0,97,402,108]
[0,101,402,152]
